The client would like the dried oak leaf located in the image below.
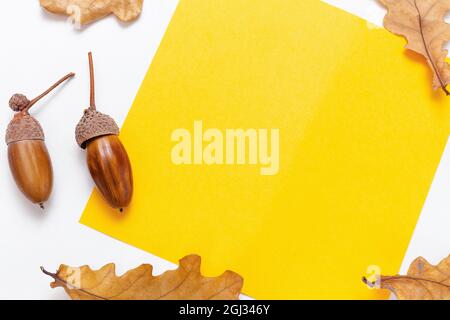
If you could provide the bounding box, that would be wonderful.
[41,254,244,300]
[363,255,450,300]
[39,0,143,25]
[379,0,450,94]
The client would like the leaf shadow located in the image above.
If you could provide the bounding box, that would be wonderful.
[39,8,67,24]
[402,50,448,103]
[39,8,140,32]
[29,80,73,118]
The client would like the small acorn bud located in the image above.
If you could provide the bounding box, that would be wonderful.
[6,73,75,209]
[76,52,133,212]
[9,94,30,112]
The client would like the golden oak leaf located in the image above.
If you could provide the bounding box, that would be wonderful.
[41,255,243,300]
[39,0,143,25]
[379,0,450,94]
[363,255,450,300]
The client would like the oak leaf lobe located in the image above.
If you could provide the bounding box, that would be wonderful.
[363,254,450,300]
[379,0,450,94]
[39,0,143,25]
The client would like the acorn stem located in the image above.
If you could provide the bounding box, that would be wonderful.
[88,52,96,110]
[24,72,75,113]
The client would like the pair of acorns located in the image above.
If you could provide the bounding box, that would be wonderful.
[6,53,133,212]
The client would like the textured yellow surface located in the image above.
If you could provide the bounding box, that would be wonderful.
[81,0,450,299]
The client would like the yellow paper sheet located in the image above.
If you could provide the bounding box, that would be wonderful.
[80,0,450,299]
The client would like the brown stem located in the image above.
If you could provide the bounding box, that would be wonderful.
[363,274,450,289]
[362,276,376,288]
[88,52,96,110]
[40,266,58,280]
[24,72,75,113]
[40,266,107,300]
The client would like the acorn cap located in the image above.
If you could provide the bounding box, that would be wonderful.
[5,113,45,145]
[75,108,120,149]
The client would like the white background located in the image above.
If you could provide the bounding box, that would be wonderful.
[0,0,448,299]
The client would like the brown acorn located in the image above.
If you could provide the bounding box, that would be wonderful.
[6,73,75,209]
[75,52,133,212]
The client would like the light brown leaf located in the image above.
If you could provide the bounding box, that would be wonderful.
[379,0,450,94]
[41,254,244,300]
[39,0,143,25]
[363,255,450,300]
